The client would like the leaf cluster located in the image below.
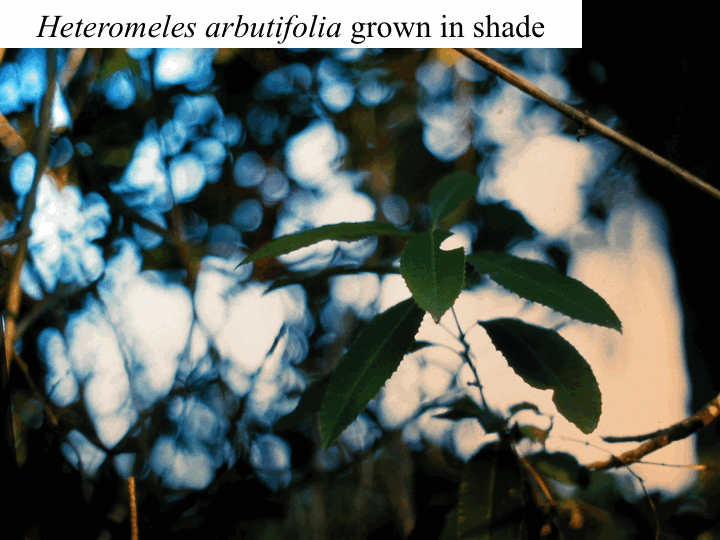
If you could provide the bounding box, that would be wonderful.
[239,171,621,449]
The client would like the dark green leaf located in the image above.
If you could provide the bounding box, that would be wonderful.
[526,452,582,485]
[97,49,142,82]
[401,230,465,322]
[429,172,481,227]
[239,222,413,266]
[467,252,622,332]
[457,441,528,540]
[517,425,550,445]
[273,377,330,432]
[320,298,425,448]
[478,318,602,434]
[508,402,541,416]
[266,264,401,292]
[433,396,506,434]
[408,340,435,354]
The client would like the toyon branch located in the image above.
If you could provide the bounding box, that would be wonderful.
[586,390,720,471]
[455,48,720,203]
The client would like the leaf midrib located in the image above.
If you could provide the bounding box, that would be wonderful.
[328,300,416,437]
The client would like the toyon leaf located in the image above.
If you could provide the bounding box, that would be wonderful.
[467,252,622,332]
[238,222,413,266]
[428,172,481,227]
[320,298,425,449]
[526,451,583,486]
[457,441,528,540]
[434,396,507,434]
[401,230,465,322]
[508,402,541,417]
[478,318,602,434]
[273,377,330,432]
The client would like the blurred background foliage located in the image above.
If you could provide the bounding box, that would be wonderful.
[1,47,720,540]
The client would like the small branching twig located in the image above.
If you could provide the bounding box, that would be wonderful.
[515,450,567,540]
[4,49,57,369]
[450,307,489,409]
[455,48,720,202]
[588,390,720,471]
[563,436,660,540]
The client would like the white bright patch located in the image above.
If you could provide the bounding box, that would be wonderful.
[486,134,597,238]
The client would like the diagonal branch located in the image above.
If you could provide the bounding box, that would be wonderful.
[57,48,86,90]
[587,390,720,471]
[3,50,57,369]
[455,48,720,203]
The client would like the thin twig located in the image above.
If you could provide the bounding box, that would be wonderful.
[562,436,660,540]
[0,112,28,156]
[13,353,59,427]
[455,48,720,203]
[588,390,720,471]
[128,476,139,540]
[633,460,719,472]
[4,50,57,369]
[517,452,556,509]
[57,48,86,90]
[0,48,5,65]
[603,429,669,443]
[515,450,567,540]
[450,307,489,409]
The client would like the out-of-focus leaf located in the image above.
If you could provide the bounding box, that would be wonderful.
[239,222,413,266]
[375,432,416,537]
[517,425,550,445]
[266,264,401,292]
[508,402,541,416]
[429,172,480,227]
[467,252,622,332]
[526,452,582,486]
[408,340,435,354]
[401,230,464,322]
[478,318,602,434]
[97,49,141,82]
[457,441,528,539]
[473,204,536,253]
[320,298,425,449]
[433,396,506,434]
[274,377,330,432]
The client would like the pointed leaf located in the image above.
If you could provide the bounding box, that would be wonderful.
[508,402,541,417]
[517,425,550,445]
[238,222,413,266]
[320,298,425,448]
[457,441,527,540]
[434,396,506,434]
[266,264,401,292]
[526,452,582,485]
[273,377,330,432]
[401,230,465,322]
[478,318,602,434]
[467,252,622,332]
[429,172,481,227]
